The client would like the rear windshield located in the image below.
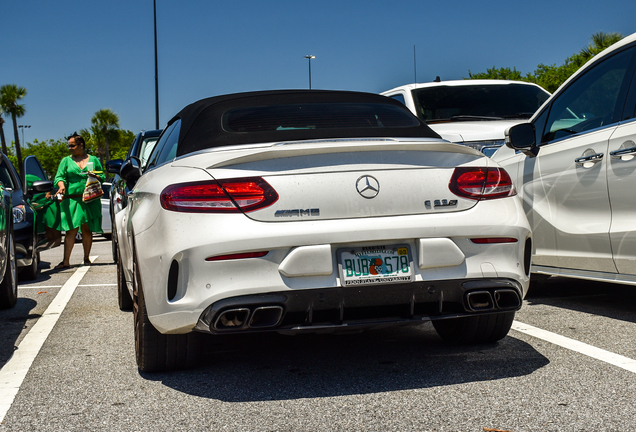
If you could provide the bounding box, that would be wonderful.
[223,103,419,132]
[413,84,549,123]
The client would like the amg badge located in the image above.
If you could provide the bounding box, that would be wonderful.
[275,209,320,217]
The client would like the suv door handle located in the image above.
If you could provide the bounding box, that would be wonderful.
[575,153,604,166]
[610,146,636,159]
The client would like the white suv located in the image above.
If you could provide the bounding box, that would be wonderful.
[495,31,636,286]
[382,80,550,155]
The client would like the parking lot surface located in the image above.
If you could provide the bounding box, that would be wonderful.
[1,238,636,431]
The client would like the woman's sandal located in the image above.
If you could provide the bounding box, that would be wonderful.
[54,262,70,269]
[82,258,91,266]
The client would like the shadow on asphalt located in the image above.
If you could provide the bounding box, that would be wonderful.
[525,276,636,324]
[0,298,38,366]
[144,324,549,402]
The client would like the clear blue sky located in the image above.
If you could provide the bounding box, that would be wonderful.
[2,0,635,145]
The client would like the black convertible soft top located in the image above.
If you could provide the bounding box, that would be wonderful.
[170,90,441,157]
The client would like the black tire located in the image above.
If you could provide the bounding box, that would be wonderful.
[117,257,133,311]
[432,311,515,344]
[133,253,200,372]
[0,232,18,309]
[20,250,40,281]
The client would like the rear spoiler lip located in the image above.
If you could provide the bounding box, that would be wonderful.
[171,137,480,170]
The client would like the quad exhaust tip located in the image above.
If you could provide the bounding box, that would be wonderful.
[213,306,284,331]
[465,289,521,312]
[466,291,495,311]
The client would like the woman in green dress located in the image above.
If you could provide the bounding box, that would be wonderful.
[45,133,105,268]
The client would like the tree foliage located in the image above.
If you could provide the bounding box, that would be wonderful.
[0,107,7,155]
[88,108,120,166]
[19,138,69,180]
[0,84,27,181]
[467,32,625,93]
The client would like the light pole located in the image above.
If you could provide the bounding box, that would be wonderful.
[154,0,160,129]
[303,55,315,89]
[18,125,30,145]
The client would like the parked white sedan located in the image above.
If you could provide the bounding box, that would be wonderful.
[116,90,532,371]
[495,32,636,286]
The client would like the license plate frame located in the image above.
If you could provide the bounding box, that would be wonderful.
[337,244,415,286]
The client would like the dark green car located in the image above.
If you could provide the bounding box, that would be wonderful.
[0,154,53,285]
[0,172,16,309]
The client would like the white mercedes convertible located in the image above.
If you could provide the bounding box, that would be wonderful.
[115,90,532,371]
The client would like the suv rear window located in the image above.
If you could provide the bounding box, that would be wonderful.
[223,103,419,132]
[413,84,549,123]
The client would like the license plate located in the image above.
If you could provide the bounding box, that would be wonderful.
[337,245,414,286]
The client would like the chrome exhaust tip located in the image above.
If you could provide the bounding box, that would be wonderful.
[465,290,495,311]
[493,289,522,310]
[249,306,284,328]
[214,308,250,330]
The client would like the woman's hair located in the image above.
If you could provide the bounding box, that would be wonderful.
[67,132,86,149]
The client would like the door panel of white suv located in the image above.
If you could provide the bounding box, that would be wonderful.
[608,119,636,274]
[497,36,636,283]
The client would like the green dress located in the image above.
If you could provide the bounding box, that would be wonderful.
[43,155,106,233]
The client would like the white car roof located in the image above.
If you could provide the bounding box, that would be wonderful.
[381,79,546,95]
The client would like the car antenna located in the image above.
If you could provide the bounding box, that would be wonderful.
[413,44,417,84]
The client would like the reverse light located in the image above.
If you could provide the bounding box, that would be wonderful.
[206,251,269,261]
[160,177,278,213]
[449,167,516,200]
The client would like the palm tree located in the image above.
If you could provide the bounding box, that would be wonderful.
[0,84,27,181]
[91,109,120,165]
[580,32,624,60]
[0,108,7,156]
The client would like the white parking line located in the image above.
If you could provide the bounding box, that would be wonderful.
[0,257,95,422]
[512,320,636,374]
[18,284,116,289]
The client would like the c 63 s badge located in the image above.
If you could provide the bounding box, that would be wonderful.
[275,209,320,217]
[425,199,458,209]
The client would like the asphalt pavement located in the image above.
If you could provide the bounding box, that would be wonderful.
[1,237,636,431]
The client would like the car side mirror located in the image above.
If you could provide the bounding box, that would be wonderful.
[505,123,539,157]
[120,157,142,186]
[105,159,124,175]
[26,180,54,196]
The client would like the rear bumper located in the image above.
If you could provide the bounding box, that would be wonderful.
[194,277,522,335]
[133,196,531,334]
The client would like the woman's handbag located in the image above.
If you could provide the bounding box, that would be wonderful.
[82,173,103,203]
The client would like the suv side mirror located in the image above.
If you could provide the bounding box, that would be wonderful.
[120,156,142,186]
[506,123,539,157]
[105,159,124,175]
[29,180,54,193]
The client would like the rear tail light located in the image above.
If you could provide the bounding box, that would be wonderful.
[160,177,278,213]
[449,167,516,200]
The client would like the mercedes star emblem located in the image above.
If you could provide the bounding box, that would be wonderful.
[356,175,380,199]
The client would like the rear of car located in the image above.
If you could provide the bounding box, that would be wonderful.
[382,80,550,155]
[117,90,532,371]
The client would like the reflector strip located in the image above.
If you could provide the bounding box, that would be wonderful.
[471,238,518,244]
[206,251,269,261]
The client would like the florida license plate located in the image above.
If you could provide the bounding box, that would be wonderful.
[337,245,414,286]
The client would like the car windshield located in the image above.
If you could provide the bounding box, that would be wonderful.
[413,84,549,123]
[223,103,419,132]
